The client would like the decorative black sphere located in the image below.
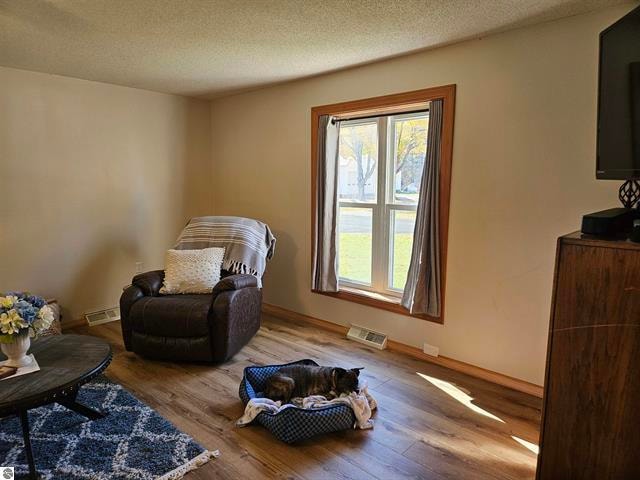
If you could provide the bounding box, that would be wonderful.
[618,180,640,209]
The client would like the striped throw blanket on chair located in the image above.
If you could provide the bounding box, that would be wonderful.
[174,216,275,283]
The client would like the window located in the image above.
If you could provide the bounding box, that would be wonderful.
[337,112,428,295]
[311,85,455,323]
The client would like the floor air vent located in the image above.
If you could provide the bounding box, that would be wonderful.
[85,307,120,326]
[346,324,388,350]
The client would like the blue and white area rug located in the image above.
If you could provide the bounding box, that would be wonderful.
[0,376,218,479]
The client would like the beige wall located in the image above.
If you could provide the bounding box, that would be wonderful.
[1,4,633,385]
[0,67,212,321]
[209,5,635,385]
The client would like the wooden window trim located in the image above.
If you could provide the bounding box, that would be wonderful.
[311,84,456,325]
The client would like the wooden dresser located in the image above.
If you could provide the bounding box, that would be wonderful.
[537,232,640,479]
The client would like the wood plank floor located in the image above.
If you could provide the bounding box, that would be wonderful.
[71,315,541,480]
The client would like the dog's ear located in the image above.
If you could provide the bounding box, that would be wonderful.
[332,367,347,378]
[331,367,347,389]
[351,367,364,377]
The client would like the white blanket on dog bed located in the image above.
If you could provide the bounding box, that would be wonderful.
[237,386,377,430]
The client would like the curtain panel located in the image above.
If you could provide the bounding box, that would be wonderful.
[312,115,341,292]
[401,99,444,317]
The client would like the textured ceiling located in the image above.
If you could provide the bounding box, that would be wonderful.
[0,0,629,98]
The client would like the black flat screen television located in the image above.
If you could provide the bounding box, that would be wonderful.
[597,6,640,180]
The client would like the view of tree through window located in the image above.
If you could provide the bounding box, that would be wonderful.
[337,110,429,293]
[393,117,427,204]
[338,122,378,203]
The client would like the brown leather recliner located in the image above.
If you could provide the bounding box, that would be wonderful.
[120,269,261,362]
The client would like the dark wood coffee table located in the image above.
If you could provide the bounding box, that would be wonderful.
[0,334,112,479]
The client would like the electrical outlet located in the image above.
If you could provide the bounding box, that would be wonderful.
[135,261,144,273]
[423,342,439,357]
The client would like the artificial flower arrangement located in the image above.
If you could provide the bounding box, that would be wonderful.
[0,292,54,343]
[0,292,54,368]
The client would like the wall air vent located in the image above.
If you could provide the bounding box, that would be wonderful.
[346,324,388,350]
[85,307,120,326]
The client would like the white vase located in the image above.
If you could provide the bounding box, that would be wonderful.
[1,332,33,368]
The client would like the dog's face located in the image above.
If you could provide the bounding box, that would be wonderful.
[332,367,363,394]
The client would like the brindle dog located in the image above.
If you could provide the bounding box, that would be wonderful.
[264,365,363,403]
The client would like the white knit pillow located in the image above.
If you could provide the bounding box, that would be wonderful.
[160,247,225,294]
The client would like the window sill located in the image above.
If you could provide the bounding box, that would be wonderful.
[313,287,443,324]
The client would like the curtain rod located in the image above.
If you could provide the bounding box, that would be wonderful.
[331,108,429,124]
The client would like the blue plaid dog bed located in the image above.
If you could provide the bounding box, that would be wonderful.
[239,359,356,443]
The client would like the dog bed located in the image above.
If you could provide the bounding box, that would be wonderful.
[239,359,356,443]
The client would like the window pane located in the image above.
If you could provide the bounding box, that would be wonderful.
[338,206,372,285]
[391,114,428,205]
[338,122,378,203]
[390,210,416,290]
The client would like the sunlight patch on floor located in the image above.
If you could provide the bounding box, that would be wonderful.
[417,372,505,423]
[512,435,539,455]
